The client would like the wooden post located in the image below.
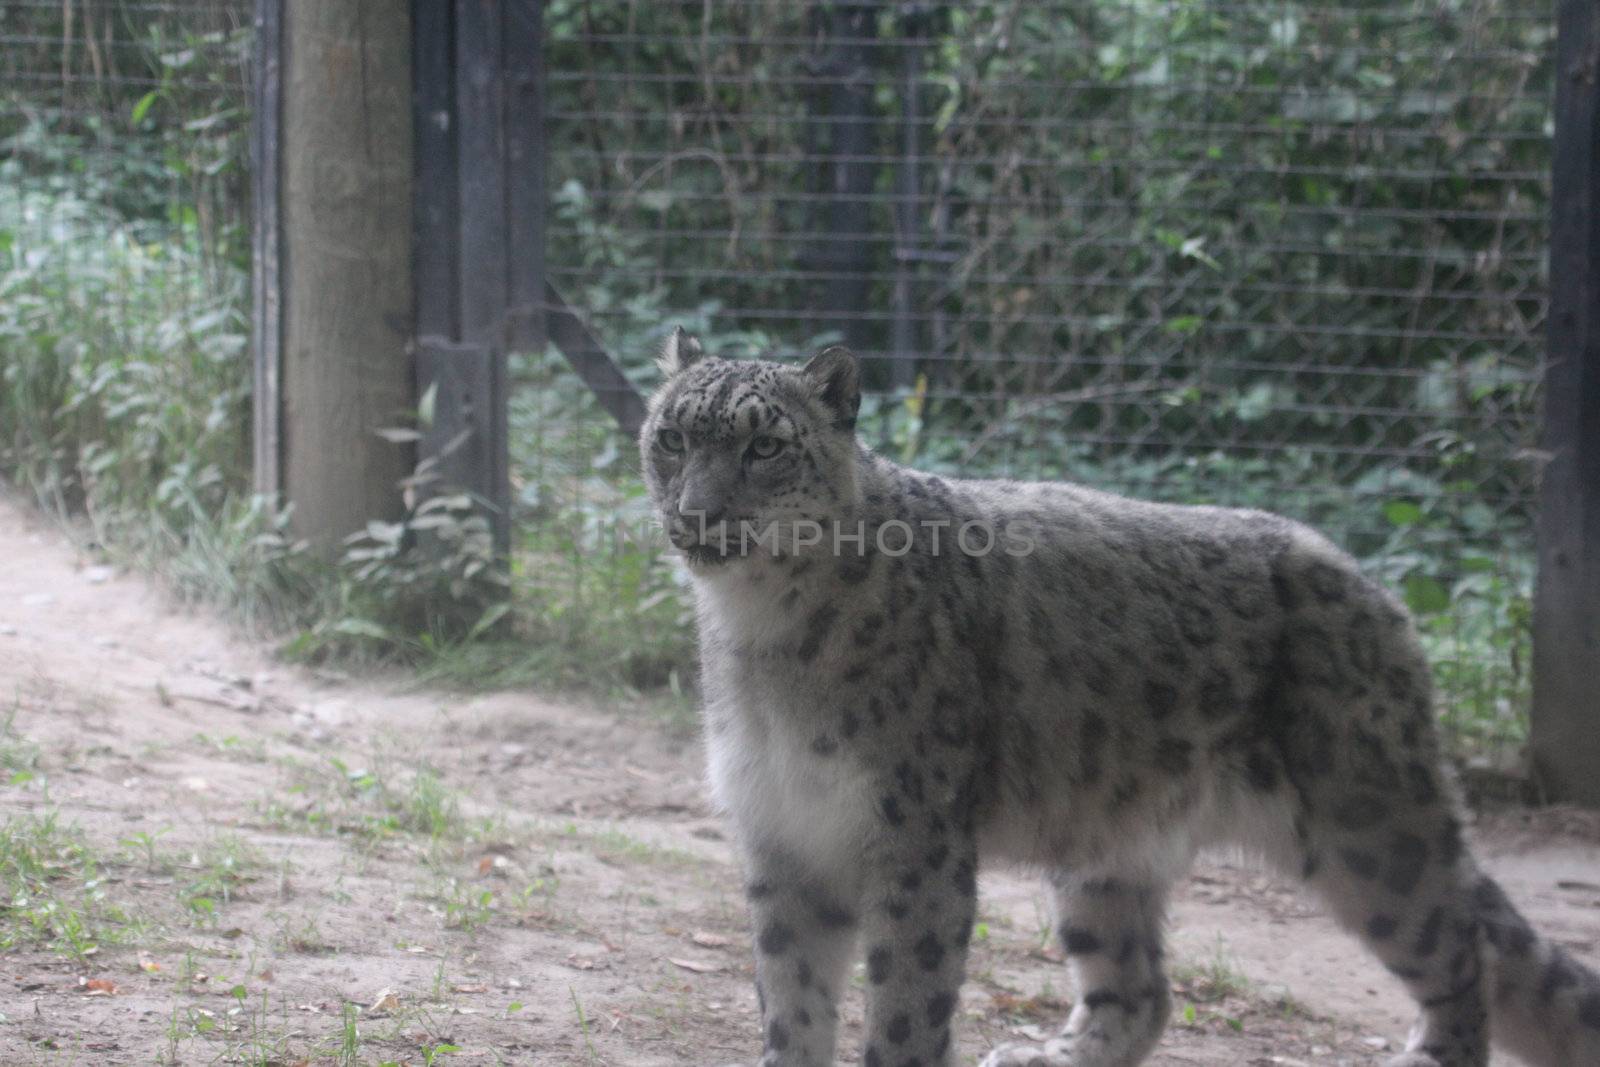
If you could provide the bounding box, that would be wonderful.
[1532,0,1600,807]
[277,0,415,554]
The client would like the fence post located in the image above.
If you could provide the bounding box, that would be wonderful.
[275,0,415,555]
[1531,0,1600,807]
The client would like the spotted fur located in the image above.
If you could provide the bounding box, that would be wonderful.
[639,336,1600,1067]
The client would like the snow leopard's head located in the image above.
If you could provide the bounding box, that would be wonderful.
[640,328,861,569]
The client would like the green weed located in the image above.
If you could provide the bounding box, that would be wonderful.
[0,811,131,960]
[0,706,41,786]
[177,834,260,927]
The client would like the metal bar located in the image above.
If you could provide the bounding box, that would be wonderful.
[250,0,283,498]
[1532,0,1600,808]
[454,0,509,348]
[503,0,546,353]
[413,0,459,340]
[889,4,925,392]
[499,0,545,563]
[807,1,881,354]
[453,0,512,554]
[544,282,649,440]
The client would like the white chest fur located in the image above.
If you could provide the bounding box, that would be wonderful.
[702,672,875,878]
[692,565,878,876]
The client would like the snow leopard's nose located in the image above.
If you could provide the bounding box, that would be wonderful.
[677,457,736,527]
[676,496,728,526]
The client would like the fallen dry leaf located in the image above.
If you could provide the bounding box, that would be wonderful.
[690,931,732,949]
[78,977,117,996]
[668,957,724,974]
[452,983,488,994]
[368,988,400,1014]
[137,954,161,973]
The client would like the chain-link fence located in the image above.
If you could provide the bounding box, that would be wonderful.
[529,0,1551,753]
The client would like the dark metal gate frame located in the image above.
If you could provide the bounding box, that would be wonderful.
[410,0,644,558]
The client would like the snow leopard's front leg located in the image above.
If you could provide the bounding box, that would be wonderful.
[856,809,979,1067]
[744,851,859,1067]
[980,873,1174,1067]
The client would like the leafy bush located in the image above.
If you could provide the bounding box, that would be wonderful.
[0,174,245,508]
[0,159,514,657]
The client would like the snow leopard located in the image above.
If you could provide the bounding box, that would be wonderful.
[638,328,1600,1067]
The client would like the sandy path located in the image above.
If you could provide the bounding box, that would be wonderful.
[1,489,1596,1066]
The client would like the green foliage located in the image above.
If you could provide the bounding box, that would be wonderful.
[263,757,469,843]
[0,173,247,511]
[508,343,693,694]
[283,493,510,663]
[0,811,129,961]
[0,140,519,662]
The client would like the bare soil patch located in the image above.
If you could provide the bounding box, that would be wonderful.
[1,492,1596,1066]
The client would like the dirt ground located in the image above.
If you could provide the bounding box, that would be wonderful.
[1,492,1598,1067]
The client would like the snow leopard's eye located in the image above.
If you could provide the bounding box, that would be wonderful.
[657,428,686,453]
[748,435,785,460]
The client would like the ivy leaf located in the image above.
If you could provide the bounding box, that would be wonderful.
[1384,501,1423,526]
[1403,575,1451,615]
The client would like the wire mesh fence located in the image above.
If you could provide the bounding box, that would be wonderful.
[531,0,1552,753]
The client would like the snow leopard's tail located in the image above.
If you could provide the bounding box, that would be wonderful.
[1472,868,1600,1065]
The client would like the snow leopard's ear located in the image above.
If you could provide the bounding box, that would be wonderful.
[802,345,860,432]
[656,326,705,377]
